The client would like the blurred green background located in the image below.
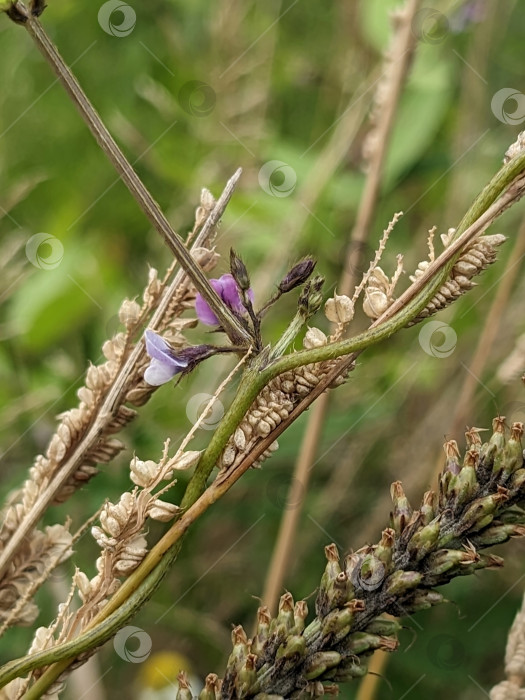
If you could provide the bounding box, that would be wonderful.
[1,0,525,698]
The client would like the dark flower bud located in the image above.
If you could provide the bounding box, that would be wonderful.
[229,248,251,292]
[298,275,325,319]
[279,258,316,293]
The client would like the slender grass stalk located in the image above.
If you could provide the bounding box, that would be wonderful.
[7,1,251,347]
[261,0,422,616]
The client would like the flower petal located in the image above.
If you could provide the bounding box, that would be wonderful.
[195,293,220,325]
[144,329,172,362]
[144,359,179,386]
[194,274,255,325]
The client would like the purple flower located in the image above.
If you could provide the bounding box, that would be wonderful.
[195,273,254,326]
[143,330,189,386]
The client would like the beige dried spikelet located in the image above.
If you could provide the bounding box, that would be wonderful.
[324,294,354,325]
[363,255,404,320]
[408,233,507,325]
[0,187,222,631]
[217,331,348,472]
[0,525,72,628]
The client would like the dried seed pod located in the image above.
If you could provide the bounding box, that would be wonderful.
[147,499,181,522]
[409,234,506,324]
[119,298,141,328]
[130,457,158,488]
[303,327,328,349]
[324,293,354,325]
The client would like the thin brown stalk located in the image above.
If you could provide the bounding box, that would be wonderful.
[260,0,422,615]
[11,1,250,346]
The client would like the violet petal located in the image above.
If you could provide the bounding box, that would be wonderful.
[144,359,179,386]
